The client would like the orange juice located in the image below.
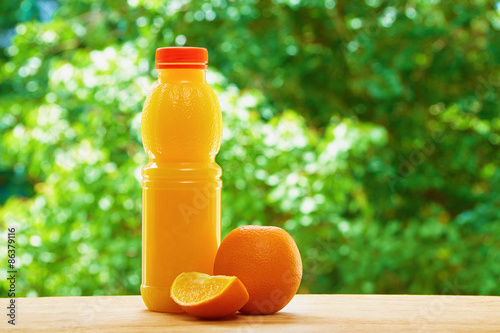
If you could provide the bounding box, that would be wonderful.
[140,47,222,313]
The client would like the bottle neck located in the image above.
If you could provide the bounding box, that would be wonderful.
[158,68,206,84]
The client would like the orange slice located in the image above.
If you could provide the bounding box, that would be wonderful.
[170,272,249,319]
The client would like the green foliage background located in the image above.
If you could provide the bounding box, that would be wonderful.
[0,0,499,297]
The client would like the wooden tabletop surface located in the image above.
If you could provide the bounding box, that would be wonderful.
[2,294,499,332]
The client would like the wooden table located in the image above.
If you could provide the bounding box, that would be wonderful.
[2,294,499,332]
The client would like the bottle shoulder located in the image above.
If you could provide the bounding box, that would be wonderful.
[149,81,218,95]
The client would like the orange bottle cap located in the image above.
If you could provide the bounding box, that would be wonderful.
[155,47,208,69]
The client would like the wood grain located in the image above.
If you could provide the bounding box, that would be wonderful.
[1,294,499,332]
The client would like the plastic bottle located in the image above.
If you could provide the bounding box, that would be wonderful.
[140,47,222,312]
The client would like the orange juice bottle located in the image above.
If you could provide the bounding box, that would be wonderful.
[140,47,222,313]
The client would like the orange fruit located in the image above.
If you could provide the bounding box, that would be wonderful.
[170,272,249,319]
[213,225,302,314]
